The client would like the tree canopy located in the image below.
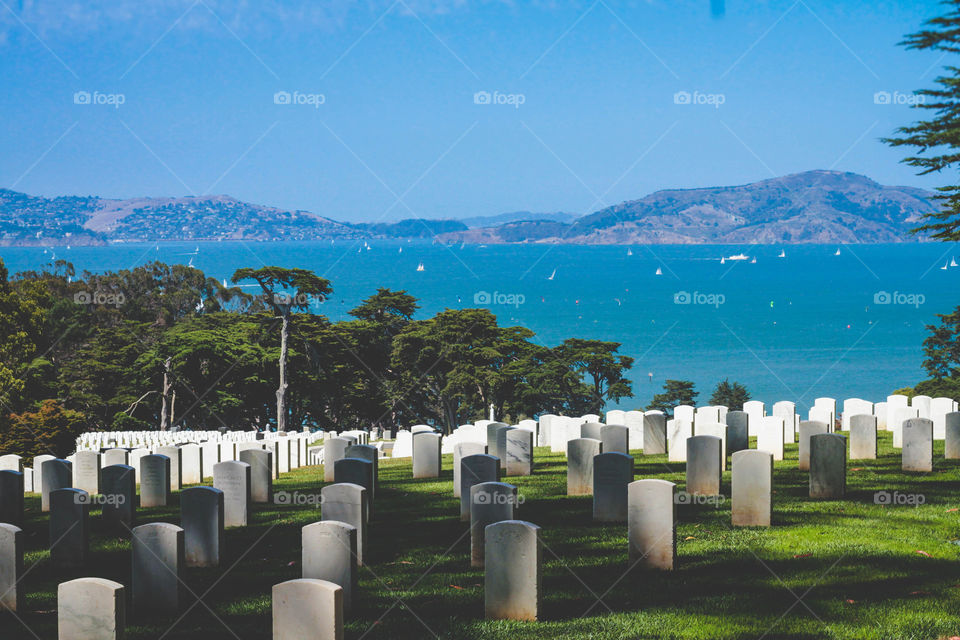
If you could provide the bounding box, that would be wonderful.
[885,0,960,240]
[0,257,635,456]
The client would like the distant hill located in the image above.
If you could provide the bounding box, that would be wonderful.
[0,191,360,245]
[458,211,578,229]
[439,171,938,244]
[0,171,939,245]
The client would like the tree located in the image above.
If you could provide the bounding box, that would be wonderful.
[554,339,633,414]
[349,288,418,327]
[391,309,535,432]
[137,313,270,430]
[346,289,420,433]
[0,258,45,412]
[884,1,960,240]
[647,379,697,415]
[922,306,960,380]
[0,399,85,463]
[231,267,332,431]
[710,379,750,411]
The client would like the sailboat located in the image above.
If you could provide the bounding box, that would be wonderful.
[952,257,958,267]
[834,248,841,256]
[778,249,786,258]
[222,279,228,287]
[720,257,726,264]
[941,262,949,271]
[627,248,633,256]
[547,269,556,281]
[750,257,757,263]
[398,247,403,253]
[416,262,425,272]
[655,267,662,275]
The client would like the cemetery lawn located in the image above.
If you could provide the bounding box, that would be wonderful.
[7,432,960,640]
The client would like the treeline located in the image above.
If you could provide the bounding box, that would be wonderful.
[0,259,633,459]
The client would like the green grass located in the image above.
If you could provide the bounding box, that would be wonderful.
[5,432,960,639]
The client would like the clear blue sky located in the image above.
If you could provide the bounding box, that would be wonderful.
[0,0,951,222]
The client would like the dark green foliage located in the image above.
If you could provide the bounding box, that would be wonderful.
[647,379,698,415]
[710,379,751,411]
[884,0,960,240]
[0,257,634,448]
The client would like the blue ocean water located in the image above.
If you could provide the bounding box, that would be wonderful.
[2,241,958,413]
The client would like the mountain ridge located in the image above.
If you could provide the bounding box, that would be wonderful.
[0,170,938,246]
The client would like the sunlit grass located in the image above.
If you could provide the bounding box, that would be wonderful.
[4,431,960,639]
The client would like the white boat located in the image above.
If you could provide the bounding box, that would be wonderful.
[720,257,726,264]
[655,267,662,275]
[547,269,556,281]
[750,257,757,263]
[726,253,749,261]
[778,249,786,258]
[834,248,841,256]
[941,262,949,271]
[398,247,403,253]
[416,262,425,272]
[627,248,633,256]
[952,257,958,267]
[222,279,228,287]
